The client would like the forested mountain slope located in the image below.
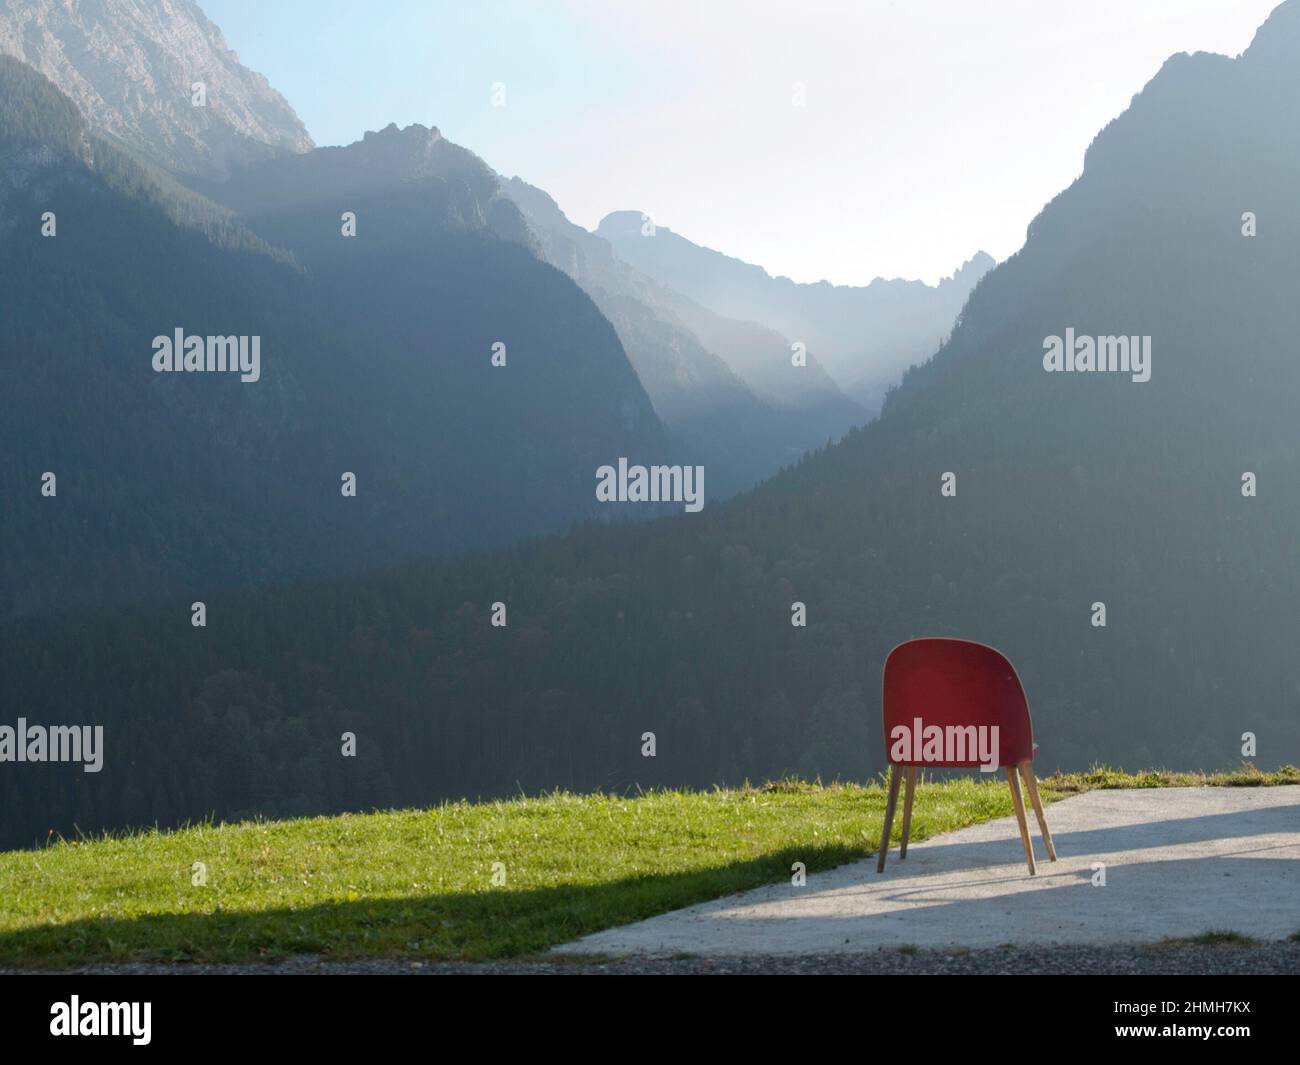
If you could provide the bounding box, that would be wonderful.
[0,62,674,622]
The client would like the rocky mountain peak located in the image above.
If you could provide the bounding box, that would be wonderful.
[0,0,313,177]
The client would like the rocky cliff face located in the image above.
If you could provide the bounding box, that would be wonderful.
[0,0,312,176]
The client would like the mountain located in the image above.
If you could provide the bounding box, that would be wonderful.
[0,0,313,177]
[598,210,993,411]
[502,176,865,494]
[189,121,537,251]
[0,0,867,500]
[10,3,1300,849]
[0,62,673,623]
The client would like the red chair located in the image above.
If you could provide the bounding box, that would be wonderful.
[877,637,1056,875]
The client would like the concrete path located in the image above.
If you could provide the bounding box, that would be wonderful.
[559,786,1300,955]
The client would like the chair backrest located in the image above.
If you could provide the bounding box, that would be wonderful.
[882,638,1034,768]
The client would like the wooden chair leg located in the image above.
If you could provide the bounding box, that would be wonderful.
[1006,766,1036,875]
[1019,761,1057,861]
[876,765,903,873]
[899,766,917,859]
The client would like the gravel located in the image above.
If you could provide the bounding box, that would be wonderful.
[7,940,1300,975]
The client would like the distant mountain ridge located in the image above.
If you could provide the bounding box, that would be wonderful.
[598,210,993,411]
[502,175,866,494]
[194,122,535,249]
[0,0,313,176]
[0,0,966,499]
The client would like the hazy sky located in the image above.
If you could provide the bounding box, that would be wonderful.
[202,0,1280,285]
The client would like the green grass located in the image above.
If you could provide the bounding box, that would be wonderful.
[1042,764,1299,792]
[2,765,1294,969]
[0,777,1034,968]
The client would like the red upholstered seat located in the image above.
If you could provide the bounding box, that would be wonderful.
[883,637,1035,768]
